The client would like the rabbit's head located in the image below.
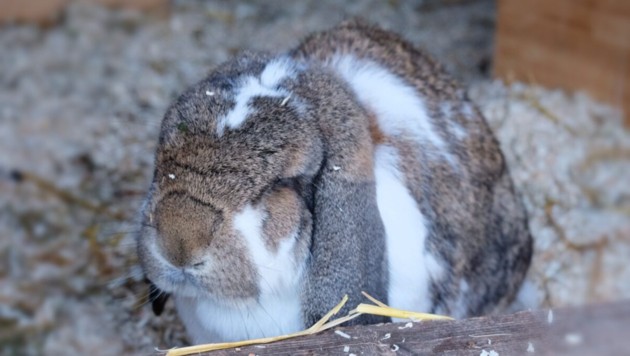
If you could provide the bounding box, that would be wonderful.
[136,51,379,309]
[136,54,329,305]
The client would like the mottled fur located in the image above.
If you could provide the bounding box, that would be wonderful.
[136,19,532,343]
[292,19,532,316]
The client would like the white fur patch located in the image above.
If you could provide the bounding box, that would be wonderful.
[233,204,265,242]
[176,204,304,343]
[177,290,303,343]
[374,145,444,320]
[218,77,283,134]
[260,57,296,88]
[217,59,295,135]
[327,56,457,165]
[233,204,303,294]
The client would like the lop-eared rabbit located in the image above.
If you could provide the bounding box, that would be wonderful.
[136,19,533,343]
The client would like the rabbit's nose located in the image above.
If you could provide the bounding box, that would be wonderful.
[157,225,216,268]
[157,224,216,268]
[161,237,193,268]
[158,238,211,270]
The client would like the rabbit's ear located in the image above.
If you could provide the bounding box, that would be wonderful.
[301,80,390,326]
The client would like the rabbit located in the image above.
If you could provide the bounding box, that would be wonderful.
[135,19,533,344]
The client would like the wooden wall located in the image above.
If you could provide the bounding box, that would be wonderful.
[494,0,630,125]
[0,0,169,25]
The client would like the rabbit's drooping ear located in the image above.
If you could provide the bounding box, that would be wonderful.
[291,69,389,326]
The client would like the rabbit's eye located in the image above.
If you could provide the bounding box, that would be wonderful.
[274,177,299,189]
[252,176,313,215]
[253,177,299,201]
[251,178,286,204]
[275,176,315,215]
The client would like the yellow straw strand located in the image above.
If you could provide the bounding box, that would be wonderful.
[355,303,454,321]
[361,291,388,307]
[306,294,349,333]
[316,311,363,332]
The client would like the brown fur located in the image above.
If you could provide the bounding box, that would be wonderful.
[136,19,532,337]
[367,110,387,146]
[288,68,375,182]
[262,187,301,251]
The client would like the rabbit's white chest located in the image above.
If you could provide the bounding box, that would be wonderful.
[175,292,303,344]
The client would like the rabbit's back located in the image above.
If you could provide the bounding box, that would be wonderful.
[292,19,532,317]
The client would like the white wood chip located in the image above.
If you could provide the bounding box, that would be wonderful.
[564,333,583,345]
[527,342,535,353]
[335,330,351,339]
[480,350,499,356]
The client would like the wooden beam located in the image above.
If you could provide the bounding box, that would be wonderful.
[190,301,630,355]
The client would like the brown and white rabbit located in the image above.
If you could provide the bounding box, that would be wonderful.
[136,19,533,344]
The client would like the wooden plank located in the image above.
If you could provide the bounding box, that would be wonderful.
[185,301,630,355]
[0,0,68,25]
[494,0,630,125]
[0,0,169,25]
